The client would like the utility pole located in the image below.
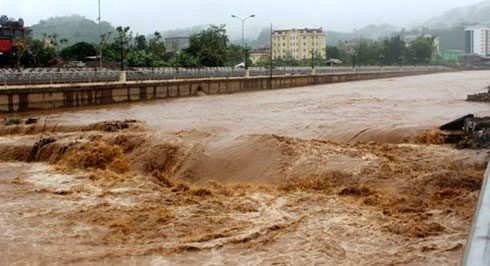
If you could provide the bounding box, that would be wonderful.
[359,36,363,67]
[311,48,316,75]
[119,39,126,71]
[98,0,103,70]
[244,44,249,69]
[269,23,273,83]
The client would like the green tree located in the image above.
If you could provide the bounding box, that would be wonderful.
[226,44,244,66]
[135,35,148,51]
[381,36,406,65]
[102,42,121,62]
[26,39,57,67]
[148,32,166,63]
[43,33,60,54]
[327,45,342,59]
[177,51,200,67]
[59,38,69,51]
[61,42,97,61]
[407,36,434,65]
[128,50,152,67]
[186,25,228,67]
[115,26,133,69]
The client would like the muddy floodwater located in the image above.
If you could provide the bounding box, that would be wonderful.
[1,71,490,265]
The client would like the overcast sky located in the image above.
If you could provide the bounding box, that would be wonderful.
[0,0,485,37]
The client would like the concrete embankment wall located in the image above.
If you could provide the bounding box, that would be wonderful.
[0,70,444,113]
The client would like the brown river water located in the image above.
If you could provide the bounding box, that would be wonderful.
[0,71,490,265]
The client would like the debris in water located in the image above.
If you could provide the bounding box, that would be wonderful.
[25,118,39,125]
[440,114,474,131]
[4,118,21,126]
[27,137,56,162]
[457,117,490,149]
[467,86,490,102]
[440,115,490,149]
[82,120,139,132]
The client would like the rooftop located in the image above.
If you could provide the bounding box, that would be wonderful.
[465,25,490,30]
[273,28,324,34]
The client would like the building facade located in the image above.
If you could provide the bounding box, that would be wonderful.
[164,37,190,54]
[465,26,490,56]
[440,50,465,61]
[250,47,270,65]
[272,28,326,60]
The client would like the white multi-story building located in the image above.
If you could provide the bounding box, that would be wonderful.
[465,25,490,56]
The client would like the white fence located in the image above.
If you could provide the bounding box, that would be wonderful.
[0,66,449,86]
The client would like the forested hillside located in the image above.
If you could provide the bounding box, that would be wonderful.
[32,15,114,45]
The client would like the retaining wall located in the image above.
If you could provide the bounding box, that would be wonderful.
[0,70,445,113]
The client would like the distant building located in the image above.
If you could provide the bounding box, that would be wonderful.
[460,54,490,67]
[465,25,490,56]
[272,28,326,60]
[250,47,270,65]
[164,37,190,53]
[440,50,465,61]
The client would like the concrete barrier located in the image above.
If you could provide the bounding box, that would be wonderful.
[463,160,490,266]
[0,70,447,113]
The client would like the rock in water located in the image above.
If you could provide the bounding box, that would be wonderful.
[467,86,490,102]
[27,137,56,162]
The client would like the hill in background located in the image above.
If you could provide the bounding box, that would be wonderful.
[159,25,206,38]
[32,15,114,45]
[328,24,399,45]
[424,0,490,29]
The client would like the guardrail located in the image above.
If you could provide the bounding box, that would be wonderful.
[463,160,490,265]
[0,66,448,86]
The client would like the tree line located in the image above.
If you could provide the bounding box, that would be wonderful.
[8,25,436,68]
[326,35,435,66]
[11,24,248,68]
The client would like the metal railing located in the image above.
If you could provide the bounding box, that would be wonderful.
[463,160,490,265]
[0,66,449,86]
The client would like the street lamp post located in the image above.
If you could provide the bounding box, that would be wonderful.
[311,48,316,75]
[231,14,255,68]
